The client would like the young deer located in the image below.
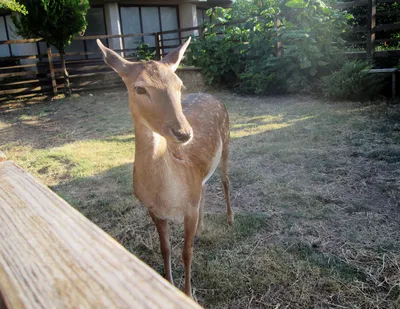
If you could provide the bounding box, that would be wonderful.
[97,38,233,298]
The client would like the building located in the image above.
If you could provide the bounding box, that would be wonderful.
[0,0,232,59]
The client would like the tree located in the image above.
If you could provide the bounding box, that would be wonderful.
[0,0,27,14]
[12,0,90,96]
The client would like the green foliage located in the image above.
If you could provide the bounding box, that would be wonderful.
[186,0,352,94]
[187,30,248,85]
[12,0,90,52]
[320,60,385,101]
[0,0,27,14]
[134,43,156,61]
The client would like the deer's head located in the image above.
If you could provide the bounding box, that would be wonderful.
[97,38,192,144]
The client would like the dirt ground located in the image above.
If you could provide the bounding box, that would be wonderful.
[1,90,400,308]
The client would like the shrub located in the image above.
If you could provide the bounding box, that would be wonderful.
[186,0,352,94]
[135,43,156,61]
[320,60,385,101]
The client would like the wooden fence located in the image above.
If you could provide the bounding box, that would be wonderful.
[337,0,400,59]
[0,27,203,101]
[0,152,203,309]
[0,0,399,100]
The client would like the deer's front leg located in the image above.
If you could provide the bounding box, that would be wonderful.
[183,206,199,297]
[149,210,173,285]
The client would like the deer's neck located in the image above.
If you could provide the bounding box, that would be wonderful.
[133,117,168,164]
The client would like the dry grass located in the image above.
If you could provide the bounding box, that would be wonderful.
[1,90,400,308]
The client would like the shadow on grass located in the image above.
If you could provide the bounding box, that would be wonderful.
[0,91,133,150]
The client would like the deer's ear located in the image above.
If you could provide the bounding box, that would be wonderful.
[97,39,131,76]
[160,37,191,72]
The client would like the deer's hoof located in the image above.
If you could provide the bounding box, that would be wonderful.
[227,214,234,225]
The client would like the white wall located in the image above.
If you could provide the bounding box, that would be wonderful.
[104,3,124,55]
[179,3,198,38]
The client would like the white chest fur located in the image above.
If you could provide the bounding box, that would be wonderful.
[202,138,222,186]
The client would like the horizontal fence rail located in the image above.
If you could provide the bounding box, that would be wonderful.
[0,154,203,309]
[0,1,398,100]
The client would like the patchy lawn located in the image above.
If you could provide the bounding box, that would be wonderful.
[1,90,400,309]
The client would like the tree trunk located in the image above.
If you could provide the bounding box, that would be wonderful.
[59,49,71,97]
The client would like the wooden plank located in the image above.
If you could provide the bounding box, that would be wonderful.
[155,33,161,60]
[344,51,367,57]
[0,63,38,71]
[56,76,122,89]
[352,26,369,33]
[0,93,44,101]
[375,23,400,32]
[0,79,43,86]
[366,0,376,60]
[53,64,110,73]
[71,79,122,88]
[392,70,396,100]
[56,71,117,79]
[374,50,400,57]
[376,10,400,17]
[0,38,43,45]
[367,68,398,73]
[70,83,125,93]
[0,86,51,96]
[375,37,400,44]
[335,0,368,9]
[0,161,202,309]
[161,37,180,42]
[47,46,57,96]
[0,71,37,78]
[377,0,398,3]
[157,26,200,36]
[74,32,155,41]
[0,55,39,61]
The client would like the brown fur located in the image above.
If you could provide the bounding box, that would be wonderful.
[97,38,234,298]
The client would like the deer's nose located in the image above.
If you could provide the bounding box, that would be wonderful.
[172,128,192,143]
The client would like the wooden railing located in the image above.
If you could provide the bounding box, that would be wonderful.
[336,0,400,59]
[0,151,203,309]
[0,3,398,100]
[0,32,157,100]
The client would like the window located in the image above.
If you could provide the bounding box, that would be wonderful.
[0,15,11,57]
[85,7,107,59]
[197,8,212,25]
[119,5,179,54]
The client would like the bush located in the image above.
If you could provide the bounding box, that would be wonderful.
[135,43,156,61]
[186,0,352,94]
[320,61,385,101]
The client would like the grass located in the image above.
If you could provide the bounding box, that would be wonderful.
[1,90,400,308]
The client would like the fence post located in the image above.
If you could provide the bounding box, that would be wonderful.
[47,46,57,96]
[366,0,376,61]
[274,16,282,57]
[155,33,161,60]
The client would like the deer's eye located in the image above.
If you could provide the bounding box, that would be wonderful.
[135,86,147,95]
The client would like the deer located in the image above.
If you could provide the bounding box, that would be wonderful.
[96,38,234,298]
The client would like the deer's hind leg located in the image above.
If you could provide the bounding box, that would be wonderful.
[219,142,234,225]
[183,204,199,297]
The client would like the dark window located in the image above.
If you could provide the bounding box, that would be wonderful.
[119,5,179,54]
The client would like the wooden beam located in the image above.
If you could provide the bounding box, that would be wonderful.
[366,0,376,60]
[47,46,58,96]
[0,161,203,309]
